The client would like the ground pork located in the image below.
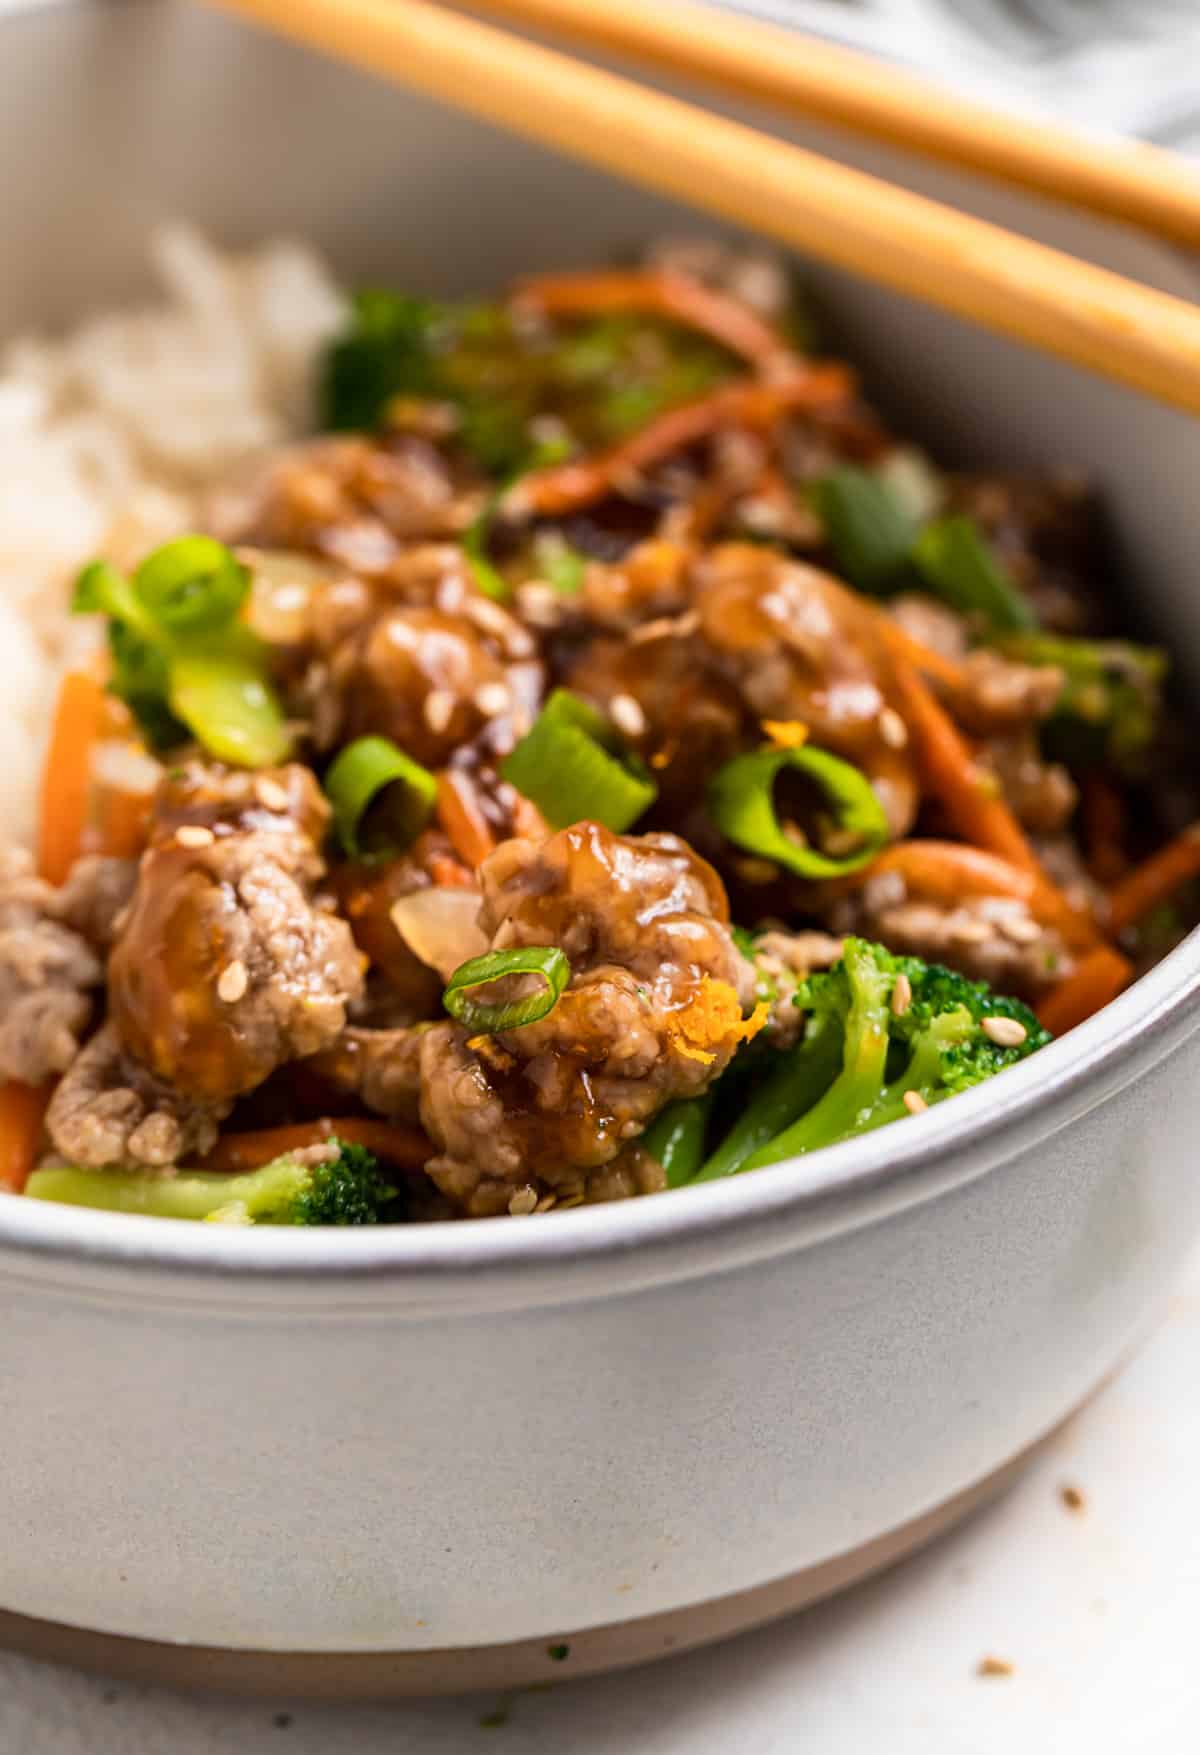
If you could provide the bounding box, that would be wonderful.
[45,1021,228,1169]
[0,847,111,1086]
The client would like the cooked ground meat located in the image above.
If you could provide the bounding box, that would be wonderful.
[107,762,364,1105]
[45,1021,228,1169]
[979,732,1078,836]
[310,1024,423,1123]
[414,821,758,1215]
[56,855,137,949]
[752,927,845,1048]
[888,595,1065,738]
[828,868,1068,999]
[0,847,103,1086]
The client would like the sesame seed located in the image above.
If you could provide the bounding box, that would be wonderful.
[255,777,289,812]
[464,596,515,639]
[517,584,562,628]
[610,693,646,739]
[424,689,456,735]
[903,1090,928,1115]
[217,960,248,1003]
[949,918,993,945]
[508,1187,539,1217]
[878,707,909,750]
[176,825,214,849]
[982,1015,1028,1047]
[891,972,912,1016]
[474,681,511,716]
[999,914,1043,945]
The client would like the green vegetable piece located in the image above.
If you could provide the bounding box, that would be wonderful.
[168,639,291,769]
[324,735,438,860]
[444,945,571,1033]
[708,743,889,880]
[500,689,657,833]
[641,1094,713,1189]
[25,1140,396,1226]
[462,487,511,602]
[321,289,442,433]
[812,467,917,594]
[134,536,249,635]
[532,531,588,595]
[998,631,1166,769]
[691,1025,843,1183]
[73,558,157,639]
[911,515,1036,633]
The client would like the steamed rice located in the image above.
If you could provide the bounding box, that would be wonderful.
[0,224,345,846]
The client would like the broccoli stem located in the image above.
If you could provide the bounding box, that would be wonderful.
[640,1094,714,1188]
[691,1025,842,1183]
[741,941,892,1171]
[25,1160,311,1222]
[850,1011,972,1138]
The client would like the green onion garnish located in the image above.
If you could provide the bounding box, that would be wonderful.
[462,487,510,602]
[500,689,657,833]
[812,467,917,595]
[134,536,250,635]
[707,743,888,879]
[324,735,438,860]
[443,945,570,1033]
[71,536,291,766]
[532,531,588,595]
[911,515,1036,633]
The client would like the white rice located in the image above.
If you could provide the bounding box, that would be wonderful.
[0,223,346,847]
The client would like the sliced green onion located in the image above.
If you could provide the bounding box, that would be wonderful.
[641,1094,713,1189]
[134,536,250,635]
[443,945,570,1033]
[72,558,158,640]
[532,531,588,595]
[463,487,510,602]
[812,467,917,595]
[911,515,1036,633]
[692,1027,842,1182]
[708,744,888,879]
[168,640,291,769]
[500,689,657,833]
[324,735,438,859]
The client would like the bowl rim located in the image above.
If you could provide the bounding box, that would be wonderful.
[2,0,1199,1301]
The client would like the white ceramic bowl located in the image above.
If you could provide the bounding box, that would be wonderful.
[2,0,1200,1697]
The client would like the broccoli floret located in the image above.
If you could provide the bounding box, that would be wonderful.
[24,1140,397,1226]
[998,632,1166,771]
[740,940,1048,1172]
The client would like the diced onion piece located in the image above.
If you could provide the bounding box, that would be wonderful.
[707,743,889,879]
[390,887,488,979]
[443,945,570,1033]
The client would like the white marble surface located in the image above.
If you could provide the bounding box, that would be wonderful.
[6,1243,1200,1753]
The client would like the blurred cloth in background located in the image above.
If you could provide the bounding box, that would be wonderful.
[716,1,1200,152]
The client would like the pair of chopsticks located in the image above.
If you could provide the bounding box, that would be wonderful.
[202,0,1200,416]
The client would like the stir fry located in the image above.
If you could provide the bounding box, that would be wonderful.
[9,242,1196,1223]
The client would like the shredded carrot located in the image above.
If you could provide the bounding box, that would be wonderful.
[762,719,810,750]
[511,268,795,370]
[201,1117,431,1176]
[436,770,498,870]
[95,773,155,862]
[1105,823,1200,935]
[37,670,108,885]
[1036,945,1134,1036]
[1082,775,1129,886]
[505,369,855,520]
[0,1082,51,1193]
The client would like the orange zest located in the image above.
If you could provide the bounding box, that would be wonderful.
[37,670,109,885]
[665,979,768,1065]
[511,268,795,370]
[505,369,855,520]
[435,770,498,870]
[762,719,810,749]
[201,1117,431,1176]
[1036,945,1134,1036]
[1105,822,1200,935]
[0,1082,51,1194]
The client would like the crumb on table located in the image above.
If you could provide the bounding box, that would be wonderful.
[976,1655,1015,1679]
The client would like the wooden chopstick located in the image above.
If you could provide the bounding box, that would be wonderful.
[202,0,1200,417]
[465,0,1200,249]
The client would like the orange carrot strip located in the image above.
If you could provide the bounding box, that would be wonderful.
[1036,945,1134,1036]
[202,1118,431,1176]
[505,368,854,520]
[37,671,108,885]
[882,620,968,692]
[1105,823,1200,935]
[512,268,794,369]
[0,1082,51,1194]
[1081,774,1129,886]
[95,777,155,862]
[436,770,498,869]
